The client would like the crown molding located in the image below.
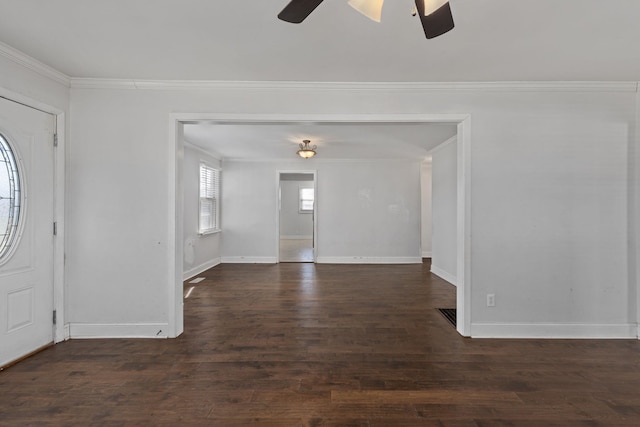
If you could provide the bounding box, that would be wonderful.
[221,157,423,163]
[183,140,222,161]
[70,78,639,92]
[0,41,70,87]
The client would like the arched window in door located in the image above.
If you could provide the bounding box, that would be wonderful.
[0,132,22,261]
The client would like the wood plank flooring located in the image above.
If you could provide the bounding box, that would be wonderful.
[2,261,640,425]
[279,238,314,262]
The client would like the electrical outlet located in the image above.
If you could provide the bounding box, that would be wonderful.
[486,293,495,307]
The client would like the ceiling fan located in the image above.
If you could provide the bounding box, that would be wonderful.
[278,0,454,39]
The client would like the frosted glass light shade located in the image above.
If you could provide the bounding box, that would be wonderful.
[297,140,317,158]
[423,0,448,16]
[297,149,316,159]
[348,0,384,22]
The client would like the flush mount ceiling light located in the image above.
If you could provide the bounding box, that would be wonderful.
[297,140,317,159]
[278,0,454,39]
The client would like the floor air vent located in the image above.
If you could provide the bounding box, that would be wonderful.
[437,308,456,328]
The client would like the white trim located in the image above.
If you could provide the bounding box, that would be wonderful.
[53,114,66,342]
[427,135,457,155]
[171,113,467,124]
[277,170,318,264]
[0,88,67,343]
[316,256,423,264]
[0,41,70,87]
[430,265,457,286]
[183,257,221,281]
[471,323,638,339]
[0,88,64,118]
[170,113,471,342]
[69,323,170,339]
[280,235,313,240]
[422,251,432,258]
[225,157,424,163]
[635,88,640,340]
[222,256,277,264]
[70,78,137,90]
[184,140,222,161]
[168,118,183,338]
[457,118,472,337]
[70,78,638,93]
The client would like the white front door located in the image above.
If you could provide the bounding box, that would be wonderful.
[0,97,55,367]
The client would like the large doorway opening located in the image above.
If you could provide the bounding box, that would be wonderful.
[277,171,316,263]
[170,114,471,337]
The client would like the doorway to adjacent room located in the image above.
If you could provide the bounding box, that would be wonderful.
[277,171,316,263]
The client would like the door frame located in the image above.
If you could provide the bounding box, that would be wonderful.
[169,113,471,337]
[0,88,66,344]
[276,170,317,263]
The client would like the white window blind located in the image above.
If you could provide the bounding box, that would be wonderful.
[199,164,220,233]
[299,187,314,213]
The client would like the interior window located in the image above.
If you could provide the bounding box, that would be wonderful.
[299,187,314,213]
[199,164,220,234]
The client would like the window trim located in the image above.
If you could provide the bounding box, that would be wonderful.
[299,186,314,214]
[198,163,221,235]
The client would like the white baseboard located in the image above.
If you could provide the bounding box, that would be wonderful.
[183,257,221,281]
[422,251,432,258]
[222,256,277,264]
[280,235,313,240]
[430,265,457,286]
[69,323,170,339]
[471,322,638,339]
[316,256,422,264]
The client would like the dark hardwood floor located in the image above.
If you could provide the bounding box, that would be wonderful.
[2,261,640,426]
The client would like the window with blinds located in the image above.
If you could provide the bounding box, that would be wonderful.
[299,187,314,213]
[199,164,220,234]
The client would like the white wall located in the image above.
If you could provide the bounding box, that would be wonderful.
[280,180,313,239]
[420,161,433,258]
[183,145,221,280]
[2,41,638,340]
[65,82,638,339]
[317,161,421,263]
[222,159,422,264]
[431,138,458,285]
[0,45,69,112]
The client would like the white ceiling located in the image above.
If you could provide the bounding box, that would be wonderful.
[183,122,457,160]
[1,0,637,159]
[0,0,639,82]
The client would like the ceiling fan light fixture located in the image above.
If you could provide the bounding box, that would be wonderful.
[297,139,317,159]
[422,0,449,16]
[277,0,454,40]
[348,0,384,22]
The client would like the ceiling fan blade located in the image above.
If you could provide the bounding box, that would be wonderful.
[415,0,454,39]
[348,0,384,23]
[423,0,449,15]
[278,0,325,23]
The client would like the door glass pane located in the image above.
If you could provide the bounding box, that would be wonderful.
[0,133,21,260]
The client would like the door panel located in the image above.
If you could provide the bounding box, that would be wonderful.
[0,97,55,367]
